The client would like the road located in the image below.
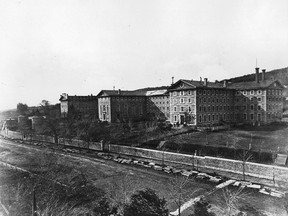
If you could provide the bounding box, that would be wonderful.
[0,137,287,216]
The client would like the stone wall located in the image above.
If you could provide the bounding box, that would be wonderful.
[2,128,288,187]
[108,144,288,188]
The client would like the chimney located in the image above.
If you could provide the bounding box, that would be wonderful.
[204,78,208,86]
[262,69,266,81]
[172,76,174,84]
[113,86,115,91]
[255,67,260,83]
[223,80,227,88]
[118,89,121,95]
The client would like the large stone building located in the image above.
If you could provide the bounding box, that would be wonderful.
[59,93,98,118]
[230,68,284,125]
[97,90,147,123]
[168,78,234,126]
[168,68,284,126]
[60,67,285,126]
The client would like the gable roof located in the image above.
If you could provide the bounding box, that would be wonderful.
[228,79,285,90]
[168,79,225,91]
[145,89,168,96]
[97,90,147,97]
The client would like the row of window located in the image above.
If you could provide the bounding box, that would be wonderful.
[173,106,196,112]
[235,97,264,103]
[199,97,231,104]
[267,89,282,96]
[174,98,196,104]
[199,105,233,112]
[172,90,195,96]
[198,113,234,123]
[237,90,264,96]
[198,89,232,96]
[267,97,283,102]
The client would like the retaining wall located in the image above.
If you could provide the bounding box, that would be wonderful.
[108,144,288,188]
[2,129,288,187]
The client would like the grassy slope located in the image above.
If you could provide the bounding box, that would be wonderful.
[167,124,288,154]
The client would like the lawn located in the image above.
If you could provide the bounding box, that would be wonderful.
[167,123,288,154]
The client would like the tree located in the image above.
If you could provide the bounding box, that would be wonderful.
[238,149,253,181]
[36,101,62,143]
[123,188,169,216]
[216,187,247,216]
[106,174,141,215]
[169,175,192,216]
[189,198,215,216]
[16,103,28,115]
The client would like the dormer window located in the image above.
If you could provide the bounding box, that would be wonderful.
[180,83,184,88]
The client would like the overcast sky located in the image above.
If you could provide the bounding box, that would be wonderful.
[0,0,287,111]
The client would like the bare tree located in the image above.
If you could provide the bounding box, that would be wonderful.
[238,149,253,181]
[169,175,201,216]
[216,187,247,216]
[105,174,142,215]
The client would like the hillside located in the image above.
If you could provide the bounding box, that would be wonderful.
[224,67,288,98]
[225,67,288,86]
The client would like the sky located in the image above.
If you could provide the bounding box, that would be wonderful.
[0,0,287,111]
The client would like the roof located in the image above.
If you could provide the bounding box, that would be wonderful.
[97,90,147,97]
[145,89,168,96]
[97,86,169,97]
[228,79,285,90]
[168,79,225,91]
[168,78,285,91]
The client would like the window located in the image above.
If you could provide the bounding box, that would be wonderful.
[258,90,262,94]
[208,115,211,122]
[180,98,184,103]
[188,106,192,112]
[199,106,202,112]
[188,91,191,95]
[250,105,254,110]
[250,90,254,95]
[243,91,247,95]
[258,105,261,110]
[180,83,184,88]
[258,114,261,121]
[243,105,247,110]
[180,107,184,112]
[174,115,177,122]
[250,113,254,120]
[243,98,247,102]
[203,90,206,95]
[174,106,177,112]
[199,115,202,123]
[173,92,177,96]
[204,115,206,122]
[212,115,215,121]
[244,113,247,120]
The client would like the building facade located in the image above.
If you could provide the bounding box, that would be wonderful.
[168,79,235,126]
[146,89,170,121]
[61,68,285,126]
[168,68,284,126]
[97,90,147,123]
[59,93,98,118]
